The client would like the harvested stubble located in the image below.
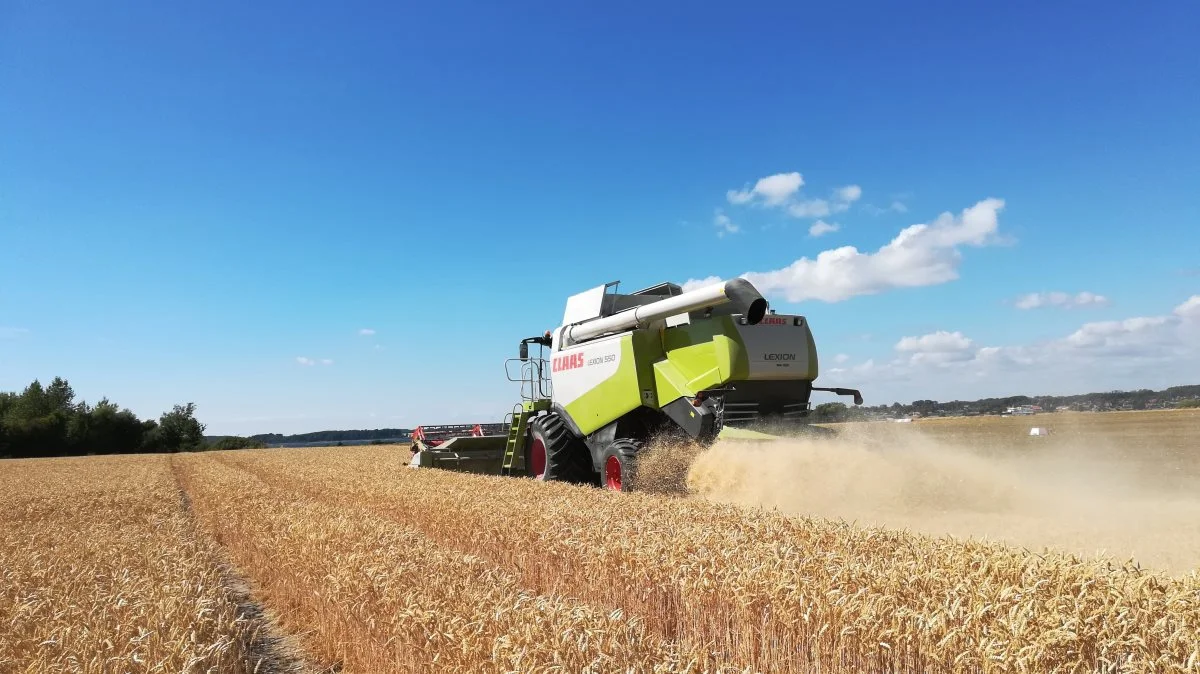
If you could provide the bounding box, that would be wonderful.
[220,446,1200,674]
[0,455,279,674]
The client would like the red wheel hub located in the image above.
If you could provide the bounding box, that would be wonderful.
[604,455,622,491]
[530,437,546,479]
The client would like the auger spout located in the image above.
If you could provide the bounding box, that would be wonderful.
[562,278,767,347]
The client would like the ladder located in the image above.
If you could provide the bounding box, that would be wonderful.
[501,399,550,476]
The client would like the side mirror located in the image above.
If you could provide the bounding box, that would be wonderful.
[519,342,528,360]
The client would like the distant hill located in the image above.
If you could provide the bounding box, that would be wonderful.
[212,384,1200,446]
[204,428,412,448]
[844,384,1200,421]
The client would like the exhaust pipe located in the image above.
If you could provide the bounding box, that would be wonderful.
[563,278,767,346]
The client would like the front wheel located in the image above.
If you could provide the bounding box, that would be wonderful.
[526,413,593,484]
[601,439,641,492]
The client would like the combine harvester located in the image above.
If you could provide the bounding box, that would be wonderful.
[409,277,862,491]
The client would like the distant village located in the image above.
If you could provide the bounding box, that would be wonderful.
[827,384,1200,421]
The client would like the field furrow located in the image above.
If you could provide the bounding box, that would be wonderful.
[219,446,1200,674]
[174,453,731,673]
[0,455,295,674]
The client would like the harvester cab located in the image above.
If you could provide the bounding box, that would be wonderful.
[407,276,863,491]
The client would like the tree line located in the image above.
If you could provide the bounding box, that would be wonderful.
[0,376,263,459]
[247,428,410,445]
[811,384,1200,421]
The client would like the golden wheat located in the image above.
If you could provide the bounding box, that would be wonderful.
[220,446,1200,673]
[6,441,1200,673]
[0,455,282,674]
[173,453,733,673]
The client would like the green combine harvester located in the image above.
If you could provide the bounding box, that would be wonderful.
[408,277,862,491]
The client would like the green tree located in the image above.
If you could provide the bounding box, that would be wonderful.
[14,379,50,419]
[155,403,206,452]
[208,436,267,450]
[81,399,148,454]
[45,377,76,414]
[814,402,849,421]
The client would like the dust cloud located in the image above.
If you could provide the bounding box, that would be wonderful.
[648,420,1200,577]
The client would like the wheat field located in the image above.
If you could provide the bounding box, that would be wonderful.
[3,411,1200,673]
[0,455,298,674]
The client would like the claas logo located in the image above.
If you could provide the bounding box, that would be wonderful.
[552,353,586,372]
[762,316,788,325]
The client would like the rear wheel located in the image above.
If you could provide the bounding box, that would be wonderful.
[601,438,641,492]
[526,413,593,484]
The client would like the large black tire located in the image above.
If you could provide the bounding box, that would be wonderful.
[601,438,642,492]
[526,413,593,484]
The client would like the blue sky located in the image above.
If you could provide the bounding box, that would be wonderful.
[2,1,1198,435]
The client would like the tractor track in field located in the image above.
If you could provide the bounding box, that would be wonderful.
[191,451,726,672]
[169,455,325,674]
[205,451,699,651]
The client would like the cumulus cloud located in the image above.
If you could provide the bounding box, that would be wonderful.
[1061,316,1175,354]
[819,294,1200,403]
[727,172,804,206]
[359,328,376,336]
[321,358,334,365]
[834,353,850,364]
[296,356,333,366]
[835,185,862,203]
[684,198,1007,303]
[725,171,860,219]
[1014,291,1110,310]
[713,209,740,237]
[788,199,833,218]
[682,275,723,290]
[894,330,975,366]
[1173,295,1200,320]
[808,220,840,237]
[787,185,861,219]
[895,330,974,353]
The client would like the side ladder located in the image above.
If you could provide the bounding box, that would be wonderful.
[501,399,550,476]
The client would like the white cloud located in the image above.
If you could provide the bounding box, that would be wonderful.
[321,358,334,366]
[358,328,376,336]
[296,357,315,366]
[1062,316,1173,351]
[834,353,850,364]
[726,172,804,206]
[787,186,860,219]
[835,185,862,203]
[894,330,975,366]
[685,198,1007,303]
[890,200,908,213]
[895,330,973,353]
[714,210,740,237]
[1173,295,1200,320]
[1014,291,1110,310]
[724,172,859,219]
[808,220,840,237]
[681,275,724,292]
[788,199,832,218]
[819,294,1200,404]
